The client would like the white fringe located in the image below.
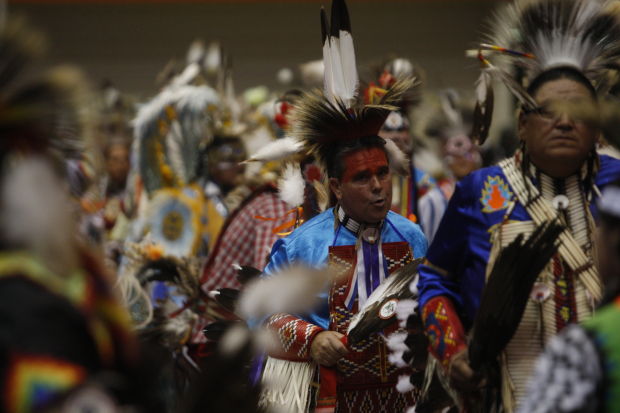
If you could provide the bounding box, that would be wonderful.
[259,357,316,413]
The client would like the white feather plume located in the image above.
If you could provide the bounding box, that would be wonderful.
[237,265,328,320]
[385,331,408,353]
[186,39,206,65]
[322,0,358,108]
[395,299,418,328]
[396,374,415,393]
[388,351,407,368]
[171,63,201,88]
[384,138,409,176]
[165,118,187,184]
[0,157,78,275]
[278,163,305,208]
[244,136,303,163]
[485,0,620,85]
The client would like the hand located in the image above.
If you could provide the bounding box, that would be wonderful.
[310,331,349,366]
[448,350,486,393]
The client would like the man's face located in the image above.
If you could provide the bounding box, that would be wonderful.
[106,143,130,186]
[329,147,392,225]
[442,134,481,180]
[207,141,247,193]
[518,78,599,176]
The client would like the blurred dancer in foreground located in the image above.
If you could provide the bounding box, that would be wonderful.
[0,18,156,412]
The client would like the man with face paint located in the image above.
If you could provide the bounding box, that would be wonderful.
[256,3,429,412]
[261,135,427,413]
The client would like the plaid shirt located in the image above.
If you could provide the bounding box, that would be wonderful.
[200,188,291,292]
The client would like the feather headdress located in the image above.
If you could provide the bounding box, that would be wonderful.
[470,0,620,144]
[133,84,220,194]
[292,76,415,173]
[287,0,416,178]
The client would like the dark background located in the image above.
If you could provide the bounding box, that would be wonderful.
[10,1,497,97]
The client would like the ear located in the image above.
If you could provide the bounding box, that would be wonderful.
[329,177,343,201]
[517,111,527,142]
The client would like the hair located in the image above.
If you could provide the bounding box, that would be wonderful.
[526,66,597,100]
[325,135,387,179]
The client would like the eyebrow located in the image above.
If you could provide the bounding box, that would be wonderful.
[352,170,370,181]
[352,165,390,180]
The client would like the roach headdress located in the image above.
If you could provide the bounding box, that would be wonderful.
[470,0,620,144]
[291,0,416,177]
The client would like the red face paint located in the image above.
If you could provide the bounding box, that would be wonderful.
[335,147,392,224]
[341,147,388,183]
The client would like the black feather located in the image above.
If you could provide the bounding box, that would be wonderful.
[329,0,342,38]
[202,320,239,342]
[347,259,422,345]
[137,258,181,284]
[336,0,352,34]
[236,265,262,285]
[468,220,564,373]
[210,288,240,314]
[471,86,494,146]
[320,7,328,46]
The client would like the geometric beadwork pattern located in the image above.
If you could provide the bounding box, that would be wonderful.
[327,241,417,411]
[337,385,417,413]
[266,313,323,361]
[421,296,467,366]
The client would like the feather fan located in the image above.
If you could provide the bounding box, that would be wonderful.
[468,220,564,374]
[346,259,422,345]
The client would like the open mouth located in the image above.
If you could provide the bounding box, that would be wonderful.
[371,198,386,207]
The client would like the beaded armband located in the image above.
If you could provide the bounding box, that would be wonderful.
[421,296,467,367]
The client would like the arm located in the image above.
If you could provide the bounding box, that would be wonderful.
[417,179,477,372]
[262,238,346,365]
